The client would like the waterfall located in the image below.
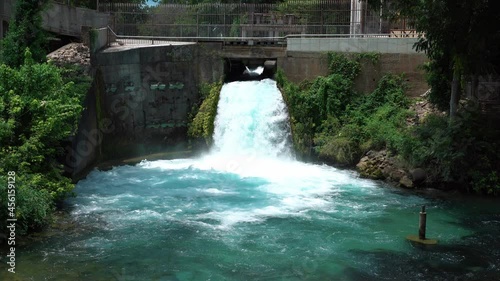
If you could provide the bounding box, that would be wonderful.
[211,78,293,159]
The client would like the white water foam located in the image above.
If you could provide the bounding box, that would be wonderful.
[88,79,384,229]
[113,80,380,229]
[212,79,293,159]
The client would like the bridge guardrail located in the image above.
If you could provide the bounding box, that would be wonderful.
[112,34,288,47]
[110,33,406,46]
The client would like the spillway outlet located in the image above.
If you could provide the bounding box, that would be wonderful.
[224,58,277,82]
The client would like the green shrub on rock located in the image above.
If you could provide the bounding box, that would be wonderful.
[188,82,222,146]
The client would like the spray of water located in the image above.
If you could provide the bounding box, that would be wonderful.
[212,78,292,159]
[243,66,265,76]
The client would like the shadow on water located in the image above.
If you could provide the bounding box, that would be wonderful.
[340,229,500,281]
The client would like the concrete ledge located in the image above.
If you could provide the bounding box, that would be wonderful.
[42,4,110,37]
[287,37,419,54]
[90,27,109,53]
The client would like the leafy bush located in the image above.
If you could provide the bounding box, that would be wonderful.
[280,52,408,164]
[281,51,500,195]
[399,110,500,194]
[188,82,222,146]
[327,53,361,80]
[0,49,86,233]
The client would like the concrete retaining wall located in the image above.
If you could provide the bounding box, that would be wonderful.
[65,71,102,178]
[279,51,428,97]
[90,27,109,53]
[90,43,223,161]
[42,3,110,37]
[287,37,419,54]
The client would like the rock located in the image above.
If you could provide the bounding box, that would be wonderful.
[410,168,427,184]
[389,169,406,182]
[400,175,414,188]
[46,43,91,73]
[366,150,376,157]
[370,168,384,179]
[356,156,369,169]
[407,92,446,126]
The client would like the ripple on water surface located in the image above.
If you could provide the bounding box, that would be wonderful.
[6,80,500,280]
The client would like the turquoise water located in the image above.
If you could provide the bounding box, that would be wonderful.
[4,80,500,280]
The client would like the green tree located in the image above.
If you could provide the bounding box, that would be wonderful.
[0,49,85,233]
[366,0,500,118]
[1,0,49,68]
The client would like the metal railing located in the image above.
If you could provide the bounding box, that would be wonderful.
[100,0,389,38]
[109,33,405,47]
[111,35,288,46]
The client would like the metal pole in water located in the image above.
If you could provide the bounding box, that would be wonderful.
[419,205,426,240]
[406,205,437,244]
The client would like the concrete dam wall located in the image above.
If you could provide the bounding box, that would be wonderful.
[93,43,224,160]
[69,39,427,178]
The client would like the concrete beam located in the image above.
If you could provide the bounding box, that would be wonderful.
[287,37,419,54]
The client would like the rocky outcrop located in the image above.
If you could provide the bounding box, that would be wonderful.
[356,92,439,189]
[406,90,446,126]
[356,150,426,188]
[46,43,91,73]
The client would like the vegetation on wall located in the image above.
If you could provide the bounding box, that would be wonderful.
[188,82,222,147]
[359,0,500,193]
[279,52,500,195]
[277,52,405,164]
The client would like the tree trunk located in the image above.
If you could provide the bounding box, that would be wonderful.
[450,70,460,119]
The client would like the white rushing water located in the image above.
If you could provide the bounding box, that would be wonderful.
[212,78,293,158]
[11,79,500,281]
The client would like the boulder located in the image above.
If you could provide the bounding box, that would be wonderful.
[399,175,414,188]
[356,156,370,170]
[410,168,427,184]
[388,169,406,182]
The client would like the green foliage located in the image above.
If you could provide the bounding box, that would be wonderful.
[327,53,361,80]
[471,171,499,196]
[229,15,247,37]
[0,50,86,233]
[327,52,379,79]
[58,63,93,97]
[365,0,500,115]
[398,111,500,195]
[280,52,409,164]
[355,52,380,64]
[313,74,409,164]
[423,60,451,111]
[1,0,49,68]
[188,82,222,146]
